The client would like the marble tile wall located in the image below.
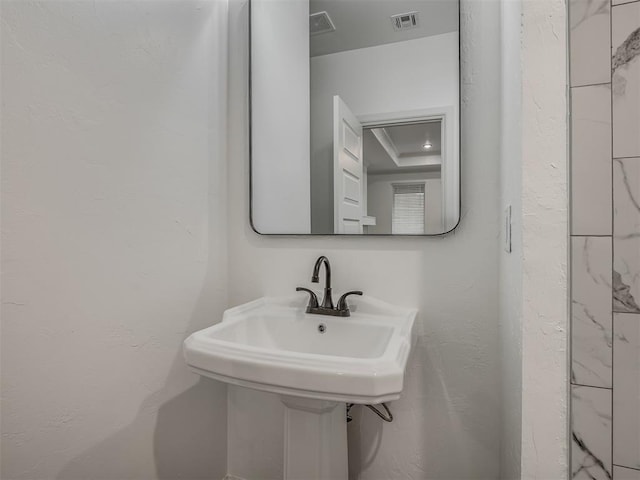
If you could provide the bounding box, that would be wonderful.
[570,0,640,478]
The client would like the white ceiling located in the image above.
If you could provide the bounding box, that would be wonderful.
[363,121,442,174]
[309,0,459,57]
[386,121,441,155]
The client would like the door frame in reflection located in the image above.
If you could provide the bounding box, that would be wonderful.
[358,106,458,235]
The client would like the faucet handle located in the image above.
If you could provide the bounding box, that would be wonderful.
[336,291,363,314]
[296,287,319,309]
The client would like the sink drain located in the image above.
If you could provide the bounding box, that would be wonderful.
[317,323,326,334]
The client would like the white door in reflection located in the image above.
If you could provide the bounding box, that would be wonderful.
[333,95,364,234]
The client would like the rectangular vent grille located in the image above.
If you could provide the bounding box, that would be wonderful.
[391,11,419,31]
[310,11,336,36]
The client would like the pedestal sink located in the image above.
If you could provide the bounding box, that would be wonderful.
[183,294,417,480]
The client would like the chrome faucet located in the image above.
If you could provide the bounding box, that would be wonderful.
[296,256,362,317]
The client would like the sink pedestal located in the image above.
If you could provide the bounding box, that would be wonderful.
[280,395,348,480]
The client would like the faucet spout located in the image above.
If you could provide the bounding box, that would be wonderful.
[312,256,333,309]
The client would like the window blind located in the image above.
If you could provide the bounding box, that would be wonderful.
[392,183,425,235]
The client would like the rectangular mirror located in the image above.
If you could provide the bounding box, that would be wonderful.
[250,0,460,235]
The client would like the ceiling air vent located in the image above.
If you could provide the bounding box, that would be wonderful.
[310,11,336,36]
[391,11,419,31]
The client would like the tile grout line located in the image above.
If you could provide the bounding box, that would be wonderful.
[611,0,640,8]
[568,1,575,472]
[609,0,615,473]
[570,234,613,237]
[568,0,574,473]
[571,82,613,89]
[570,382,613,390]
[610,0,615,474]
[613,464,640,472]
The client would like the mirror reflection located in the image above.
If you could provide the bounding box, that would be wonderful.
[251,0,460,235]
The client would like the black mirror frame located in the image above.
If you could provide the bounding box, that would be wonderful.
[248,0,462,237]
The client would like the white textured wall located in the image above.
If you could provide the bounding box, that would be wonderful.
[497,2,569,477]
[520,0,569,477]
[0,1,229,478]
[310,33,459,233]
[227,0,501,478]
[498,0,524,477]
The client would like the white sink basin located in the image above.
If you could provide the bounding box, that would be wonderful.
[183,295,417,403]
